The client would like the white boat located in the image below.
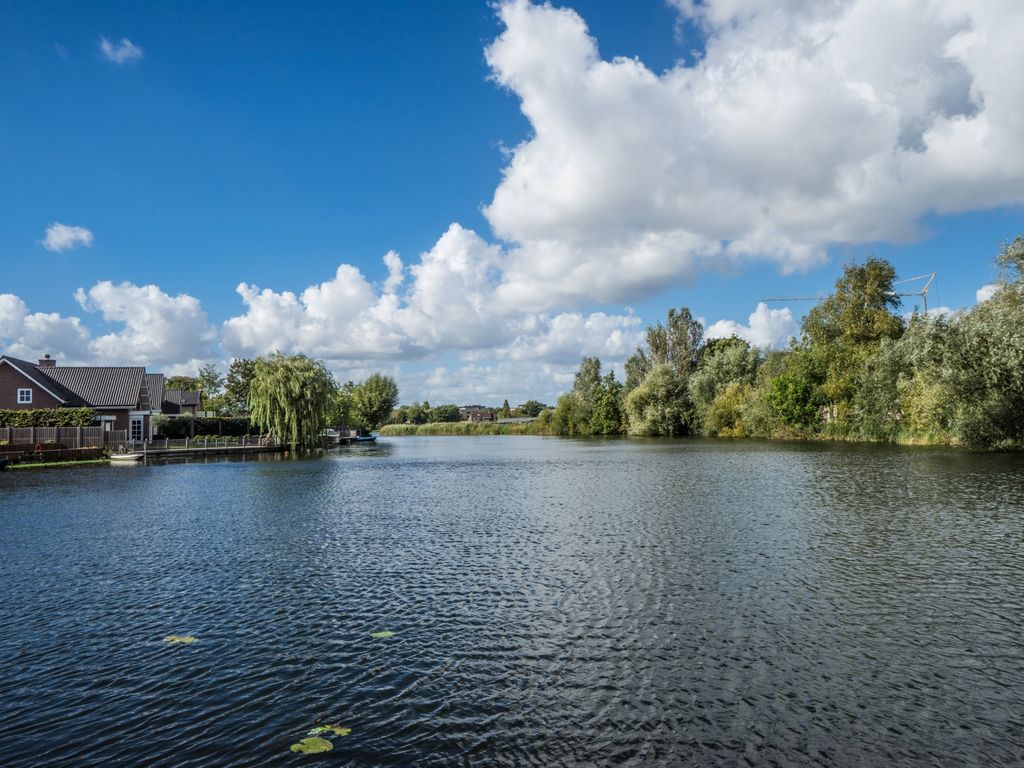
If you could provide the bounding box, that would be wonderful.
[110,453,144,462]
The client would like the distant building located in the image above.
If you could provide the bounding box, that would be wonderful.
[459,406,495,422]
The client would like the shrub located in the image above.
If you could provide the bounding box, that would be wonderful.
[0,408,97,427]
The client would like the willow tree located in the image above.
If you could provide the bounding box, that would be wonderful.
[249,353,337,448]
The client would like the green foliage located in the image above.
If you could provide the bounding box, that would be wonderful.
[165,375,201,391]
[0,408,97,427]
[380,420,550,436]
[704,382,753,437]
[248,353,337,448]
[352,373,399,430]
[624,364,693,436]
[290,737,333,754]
[689,340,759,432]
[224,358,257,415]
[625,306,703,391]
[499,399,512,418]
[516,400,547,417]
[803,257,904,347]
[429,404,461,422]
[767,373,818,429]
[197,364,223,397]
[590,372,623,435]
[550,359,624,436]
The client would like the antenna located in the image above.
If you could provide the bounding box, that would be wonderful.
[761,272,937,314]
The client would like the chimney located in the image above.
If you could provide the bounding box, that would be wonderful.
[37,354,56,368]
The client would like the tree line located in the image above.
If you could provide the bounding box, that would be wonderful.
[547,237,1024,449]
[166,353,398,448]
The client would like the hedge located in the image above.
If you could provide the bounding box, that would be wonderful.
[0,408,97,427]
[153,416,259,438]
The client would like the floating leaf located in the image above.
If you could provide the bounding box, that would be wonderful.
[319,729,352,741]
[290,737,334,754]
[370,631,394,639]
[163,635,197,644]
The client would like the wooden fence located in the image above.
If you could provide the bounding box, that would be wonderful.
[0,426,108,449]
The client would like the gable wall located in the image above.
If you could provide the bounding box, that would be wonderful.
[0,364,63,409]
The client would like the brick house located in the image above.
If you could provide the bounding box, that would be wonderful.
[0,354,153,441]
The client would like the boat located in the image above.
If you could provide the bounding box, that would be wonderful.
[354,435,377,443]
[110,452,145,462]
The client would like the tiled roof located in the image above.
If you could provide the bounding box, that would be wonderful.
[164,389,201,407]
[40,366,145,408]
[0,356,88,406]
[146,374,165,411]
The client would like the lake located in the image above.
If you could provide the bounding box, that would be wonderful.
[1,437,1022,767]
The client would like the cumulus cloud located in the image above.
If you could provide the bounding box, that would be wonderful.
[74,282,216,366]
[705,302,797,349]
[480,0,1024,306]
[976,283,998,303]
[99,37,143,64]
[41,223,93,252]
[221,224,643,369]
[0,293,97,363]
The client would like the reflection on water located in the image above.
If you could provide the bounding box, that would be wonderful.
[1,437,1022,767]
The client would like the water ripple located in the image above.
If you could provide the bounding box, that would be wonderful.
[0,438,1022,766]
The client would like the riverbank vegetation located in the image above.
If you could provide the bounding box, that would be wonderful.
[380,419,551,436]
[246,353,398,447]
[543,238,1024,449]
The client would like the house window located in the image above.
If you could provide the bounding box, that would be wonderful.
[17,388,32,404]
[130,418,144,442]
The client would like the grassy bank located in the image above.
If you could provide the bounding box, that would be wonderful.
[380,421,551,436]
[8,459,111,469]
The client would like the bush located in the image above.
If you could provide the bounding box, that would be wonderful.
[0,408,97,427]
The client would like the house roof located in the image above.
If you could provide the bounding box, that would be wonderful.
[0,356,88,406]
[146,373,165,411]
[164,389,201,407]
[39,366,146,408]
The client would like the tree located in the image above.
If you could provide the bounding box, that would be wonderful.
[248,353,337,448]
[224,359,257,415]
[327,381,358,429]
[499,399,512,418]
[165,375,201,391]
[767,373,818,429]
[517,400,547,417]
[590,372,623,434]
[689,339,760,431]
[430,404,461,422]
[352,373,399,431]
[624,364,692,436]
[803,257,904,347]
[198,364,224,396]
[624,306,703,391]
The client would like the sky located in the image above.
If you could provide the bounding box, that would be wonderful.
[2,0,1023,406]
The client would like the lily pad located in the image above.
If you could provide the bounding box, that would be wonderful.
[370,631,395,639]
[163,635,197,644]
[290,737,334,754]
[309,724,351,737]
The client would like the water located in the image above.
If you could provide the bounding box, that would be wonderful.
[1,437,1022,767]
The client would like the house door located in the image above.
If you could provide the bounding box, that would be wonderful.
[130,418,143,442]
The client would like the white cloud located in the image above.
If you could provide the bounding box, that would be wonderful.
[705,302,797,349]
[75,281,216,366]
[479,0,1024,306]
[0,293,95,363]
[976,283,998,303]
[41,223,93,252]
[99,37,143,64]
[221,224,644,370]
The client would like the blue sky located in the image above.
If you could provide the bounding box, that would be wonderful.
[2,0,1023,404]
